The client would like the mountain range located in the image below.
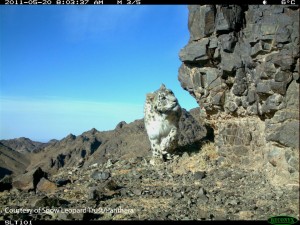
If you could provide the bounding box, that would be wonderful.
[0,108,206,179]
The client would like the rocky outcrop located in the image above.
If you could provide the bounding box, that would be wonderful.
[178,5,299,185]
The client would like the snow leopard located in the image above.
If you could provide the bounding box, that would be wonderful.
[144,84,182,162]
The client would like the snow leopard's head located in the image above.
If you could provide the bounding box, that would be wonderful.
[153,84,180,114]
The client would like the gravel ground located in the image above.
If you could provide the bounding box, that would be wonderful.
[0,154,299,221]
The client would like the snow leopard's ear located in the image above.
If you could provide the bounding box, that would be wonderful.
[160,84,166,90]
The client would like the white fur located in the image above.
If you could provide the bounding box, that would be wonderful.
[146,114,173,140]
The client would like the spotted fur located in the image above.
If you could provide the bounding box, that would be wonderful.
[144,84,181,161]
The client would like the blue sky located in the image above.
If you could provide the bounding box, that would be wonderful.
[0,5,198,142]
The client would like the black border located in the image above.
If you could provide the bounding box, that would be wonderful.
[0,0,298,5]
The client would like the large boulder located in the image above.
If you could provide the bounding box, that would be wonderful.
[12,167,48,192]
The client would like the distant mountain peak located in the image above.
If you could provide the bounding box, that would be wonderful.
[0,137,53,154]
[65,134,76,140]
[17,137,32,141]
[89,128,98,134]
[115,121,127,129]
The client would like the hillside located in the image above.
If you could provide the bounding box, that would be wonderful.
[0,143,30,179]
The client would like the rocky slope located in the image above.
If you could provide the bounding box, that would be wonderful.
[0,143,30,179]
[178,5,299,186]
[0,151,298,220]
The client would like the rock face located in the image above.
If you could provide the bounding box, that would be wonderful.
[178,5,299,185]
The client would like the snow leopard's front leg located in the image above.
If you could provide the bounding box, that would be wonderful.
[160,127,178,158]
[149,138,165,166]
[149,138,164,159]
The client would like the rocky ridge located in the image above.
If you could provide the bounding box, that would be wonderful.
[0,137,55,154]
